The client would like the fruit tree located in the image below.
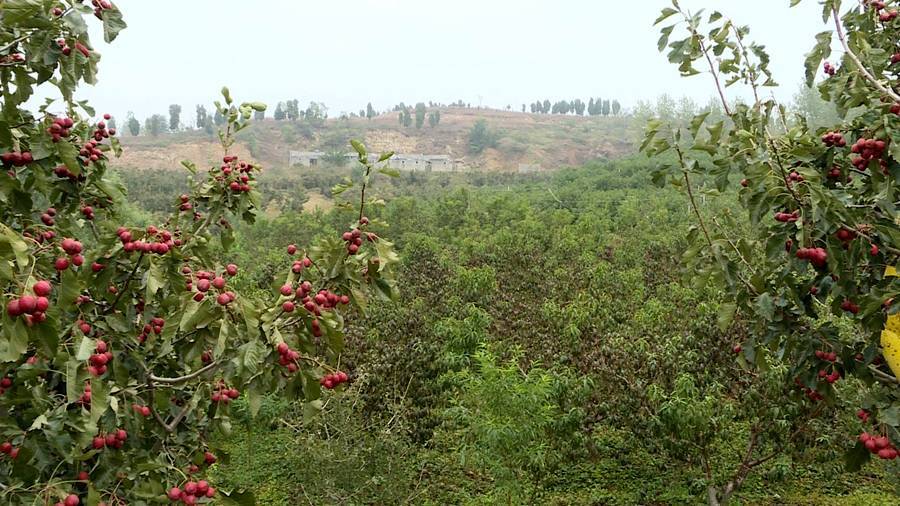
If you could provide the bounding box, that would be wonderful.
[643,0,899,502]
[0,2,398,504]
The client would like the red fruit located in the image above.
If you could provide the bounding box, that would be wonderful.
[183,495,197,506]
[184,482,198,495]
[874,436,890,449]
[167,487,183,500]
[196,480,209,494]
[95,339,107,353]
[0,377,10,388]
[91,262,104,272]
[216,293,231,305]
[141,405,151,416]
[18,295,37,314]
[732,344,742,354]
[77,471,89,481]
[865,439,878,451]
[33,280,52,296]
[277,342,289,354]
[226,263,238,276]
[282,301,295,312]
[8,447,18,459]
[204,451,217,464]
[116,429,127,441]
[197,279,211,292]
[55,257,69,271]
[740,178,748,187]
[280,284,293,296]
[71,254,84,267]
[287,244,297,255]
[6,299,21,317]
[212,277,226,289]
[870,244,879,256]
[227,388,239,399]
[79,322,91,334]
[0,441,11,454]
[92,436,105,449]
[64,495,80,506]
[206,487,216,498]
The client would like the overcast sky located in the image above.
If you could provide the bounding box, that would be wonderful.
[68,0,833,122]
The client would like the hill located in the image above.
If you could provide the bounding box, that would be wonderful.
[111,108,637,173]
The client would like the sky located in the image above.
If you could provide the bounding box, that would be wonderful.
[62,0,834,122]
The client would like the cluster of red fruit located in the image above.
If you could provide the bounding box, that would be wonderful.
[89,0,112,19]
[136,317,166,344]
[78,138,105,166]
[0,440,20,460]
[793,378,825,401]
[859,433,898,460]
[823,61,836,76]
[320,370,349,390]
[46,116,74,143]
[834,227,858,246]
[290,255,313,274]
[131,402,152,417]
[91,114,116,141]
[0,376,12,395]
[87,339,113,377]
[178,193,193,212]
[796,246,828,268]
[849,137,887,171]
[820,131,847,147]
[840,298,861,314]
[81,204,95,220]
[55,237,85,271]
[210,382,240,404]
[774,210,800,223]
[1,150,34,167]
[825,165,845,180]
[91,428,127,450]
[280,280,349,315]
[118,226,179,255]
[185,264,238,305]
[813,349,841,384]
[6,279,52,325]
[786,170,804,186]
[78,383,91,406]
[0,53,25,64]
[869,0,898,20]
[167,480,216,504]
[276,342,301,373]
[218,155,255,193]
[341,217,376,255]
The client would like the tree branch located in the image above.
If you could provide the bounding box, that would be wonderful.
[832,6,900,103]
[107,252,145,313]
[149,360,219,385]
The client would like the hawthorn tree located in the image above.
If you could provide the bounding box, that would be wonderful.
[0,3,398,505]
[643,0,899,503]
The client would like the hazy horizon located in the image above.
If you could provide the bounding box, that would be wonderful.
[54,0,832,122]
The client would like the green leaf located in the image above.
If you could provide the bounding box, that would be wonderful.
[755,292,775,320]
[717,302,737,331]
[181,160,197,174]
[804,31,832,87]
[654,7,678,25]
[378,167,401,178]
[350,139,366,156]
[101,6,128,43]
[76,336,96,361]
[63,11,89,35]
[377,151,395,163]
[66,359,80,403]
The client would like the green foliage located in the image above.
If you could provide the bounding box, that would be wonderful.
[467,119,498,154]
[0,5,399,503]
[168,104,181,131]
[645,1,900,501]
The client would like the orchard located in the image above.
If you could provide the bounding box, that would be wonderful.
[643,0,899,503]
[1,2,397,504]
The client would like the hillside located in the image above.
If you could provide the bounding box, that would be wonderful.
[111,108,637,173]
